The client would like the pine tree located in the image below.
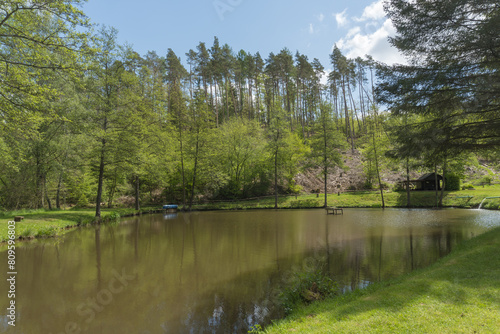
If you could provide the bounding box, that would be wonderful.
[378,0,500,151]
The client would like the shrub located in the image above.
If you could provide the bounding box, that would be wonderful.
[105,211,121,221]
[280,270,338,315]
[20,228,34,238]
[288,199,320,208]
[35,226,58,238]
[288,184,303,194]
[445,173,461,191]
[461,183,474,190]
[480,175,493,185]
[363,180,373,190]
[76,195,89,208]
[393,183,405,192]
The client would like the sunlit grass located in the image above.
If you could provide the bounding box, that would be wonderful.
[0,207,148,243]
[192,184,500,210]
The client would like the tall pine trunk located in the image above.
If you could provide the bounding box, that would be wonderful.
[323,127,328,208]
[179,131,186,210]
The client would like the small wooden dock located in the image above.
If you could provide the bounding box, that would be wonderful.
[326,207,343,215]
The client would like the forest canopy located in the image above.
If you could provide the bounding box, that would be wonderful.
[0,0,498,215]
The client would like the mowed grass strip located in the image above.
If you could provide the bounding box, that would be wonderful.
[0,208,144,242]
[263,226,500,334]
[193,184,500,210]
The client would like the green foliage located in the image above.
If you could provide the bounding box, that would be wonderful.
[35,226,59,238]
[280,270,338,315]
[0,0,497,217]
[248,324,263,334]
[480,175,493,185]
[20,227,34,238]
[445,173,461,191]
[287,199,320,208]
[211,118,267,199]
[378,0,500,153]
[363,180,373,190]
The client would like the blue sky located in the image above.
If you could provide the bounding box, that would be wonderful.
[81,0,405,71]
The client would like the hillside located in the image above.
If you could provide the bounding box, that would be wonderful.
[295,150,499,194]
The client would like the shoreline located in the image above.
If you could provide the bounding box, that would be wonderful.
[261,225,500,333]
[1,187,499,243]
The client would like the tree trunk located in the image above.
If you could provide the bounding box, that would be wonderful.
[439,156,447,207]
[44,176,52,210]
[324,128,328,208]
[274,150,278,209]
[134,175,140,211]
[188,132,200,211]
[249,80,254,119]
[95,142,106,220]
[56,172,62,210]
[406,157,411,208]
[434,164,439,208]
[179,131,186,210]
[373,131,385,209]
[324,166,328,208]
[212,83,219,127]
[341,78,354,153]
[95,112,108,220]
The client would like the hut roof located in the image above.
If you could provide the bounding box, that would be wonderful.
[418,173,443,181]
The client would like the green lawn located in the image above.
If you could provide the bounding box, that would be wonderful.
[262,225,500,334]
[0,207,148,243]
[192,184,500,210]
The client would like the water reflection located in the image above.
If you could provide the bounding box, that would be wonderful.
[0,209,498,333]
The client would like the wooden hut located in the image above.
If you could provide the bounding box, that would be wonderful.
[399,173,445,191]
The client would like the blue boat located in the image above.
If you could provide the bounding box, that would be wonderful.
[163,204,178,210]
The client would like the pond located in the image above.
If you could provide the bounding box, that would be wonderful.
[1,208,499,333]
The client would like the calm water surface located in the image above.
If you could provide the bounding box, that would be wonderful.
[1,208,499,333]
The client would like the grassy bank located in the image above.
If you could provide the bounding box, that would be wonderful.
[193,184,500,210]
[0,207,154,243]
[1,185,498,243]
[262,225,500,334]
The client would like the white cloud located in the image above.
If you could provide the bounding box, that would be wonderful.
[334,9,348,27]
[317,13,325,22]
[355,0,386,22]
[309,23,314,34]
[346,26,361,38]
[320,70,331,86]
[336,19,406,65]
